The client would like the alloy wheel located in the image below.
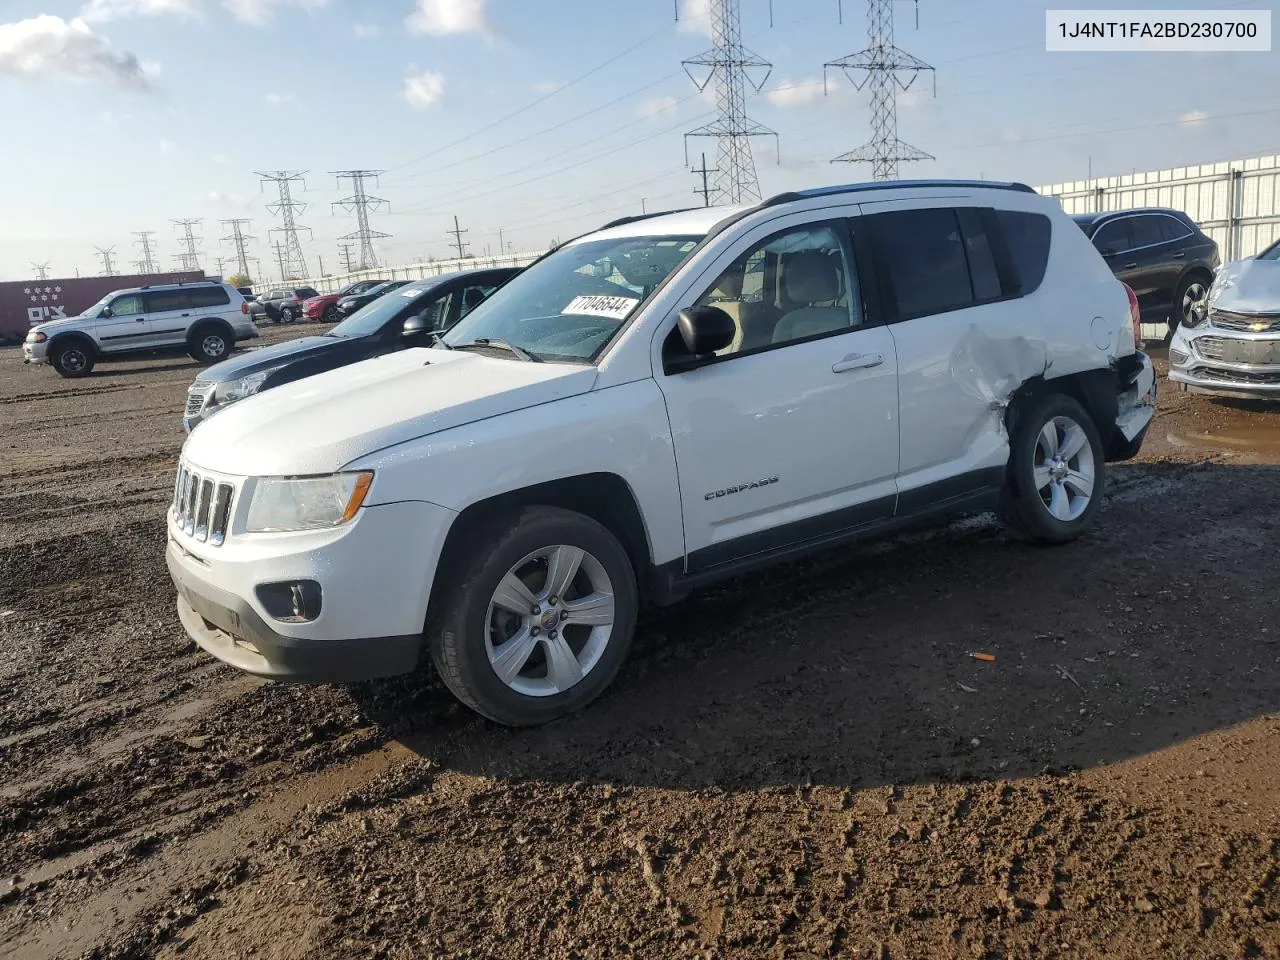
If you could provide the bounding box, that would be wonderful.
[1033,415,1096,522]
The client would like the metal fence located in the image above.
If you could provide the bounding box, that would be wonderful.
[1037,153,1280,262]
[288,251,547,295]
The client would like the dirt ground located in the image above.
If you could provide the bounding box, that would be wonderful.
[2,330,1279,960]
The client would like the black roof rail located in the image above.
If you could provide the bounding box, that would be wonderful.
[599,206,700,230]
[761,179,1038,207]
[139,278,220,290]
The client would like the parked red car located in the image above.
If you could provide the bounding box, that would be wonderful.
[302,279,389,323]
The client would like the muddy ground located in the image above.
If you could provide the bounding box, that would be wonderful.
[1,330,1279,960]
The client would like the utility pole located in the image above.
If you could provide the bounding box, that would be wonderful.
[214,256,228,276]
[331,170,390,270]
[219,218,257,282]
[447,215,470,259]
[680,0,777,204]
[498,228,505,254]
[825,0,935,179]
[171,218,204,272]
[133,231,159,273]
[272,241,290,282]
[641,198,648,215]
[692,152,717,206]
[317,254,326,277]
[30,262,51,281]
[257,171,311,279]
[337,243,357,273]
[94,246,117,276]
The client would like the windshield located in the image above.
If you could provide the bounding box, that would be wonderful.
[82,293,114,317]
[328,280,440,338]
[441,234,701,361]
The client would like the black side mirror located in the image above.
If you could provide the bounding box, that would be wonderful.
[402,314,430,338]
[677,305,735,356]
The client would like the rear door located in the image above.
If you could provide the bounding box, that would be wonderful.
[142,289,195,347]
[95,292,150,353]
[1124,215,1180,319]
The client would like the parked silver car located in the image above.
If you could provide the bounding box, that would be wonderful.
[1169,237,1280,399]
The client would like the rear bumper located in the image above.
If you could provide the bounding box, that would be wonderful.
[167,539,421,683]
[1114,350,1156,438]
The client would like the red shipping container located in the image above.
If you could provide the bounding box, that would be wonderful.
[0,271,205,343]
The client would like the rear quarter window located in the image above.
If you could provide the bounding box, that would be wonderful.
[187,287,231,308]
[995,210,1052,296]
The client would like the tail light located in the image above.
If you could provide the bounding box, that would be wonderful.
[1122,282,1142,349]
[241,302,249,315]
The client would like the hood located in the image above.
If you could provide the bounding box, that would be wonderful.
[194,335,343,383]
[304,294,340,307]
[1210,258,1280,315]
[183,348,598,476]
[31,314,91,334]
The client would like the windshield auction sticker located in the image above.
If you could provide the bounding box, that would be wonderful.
[562,295,640,319]
[1046,10,1271,51]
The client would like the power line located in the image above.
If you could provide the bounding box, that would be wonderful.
[133,231,158,273]
[692,152,717,206]
[331,170,390,269]
[94,246,117,276]
[826,0,935,180]
[257,170,311,280]
[681,0,777,204]
[30,262,50,281]
[171,218,204,272]
[447,215,470,259]
[220,219,257,281]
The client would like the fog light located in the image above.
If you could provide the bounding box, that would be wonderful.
[1170,347,1190,365]
[255,580,322,622]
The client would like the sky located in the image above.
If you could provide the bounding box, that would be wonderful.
[0,0,1277,282]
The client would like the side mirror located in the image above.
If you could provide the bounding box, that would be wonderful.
[677,305,736,356]
[100,307,113,318]
[402,314,430,338]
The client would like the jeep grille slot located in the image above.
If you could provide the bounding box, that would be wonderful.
[172,464,234,546]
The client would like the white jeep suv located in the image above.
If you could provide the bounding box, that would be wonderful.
[23,279,257,378]
[166,180,1155,726]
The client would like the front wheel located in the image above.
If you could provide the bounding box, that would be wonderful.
[281,307,298,324]
[51,341,95,378]
[427,506,638,726]
[1000,394,1104,544]
[323,305,339,324]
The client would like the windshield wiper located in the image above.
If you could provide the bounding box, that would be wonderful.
[453,338,542,362]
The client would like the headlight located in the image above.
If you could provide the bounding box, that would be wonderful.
[216,371,271,403]
[246,472,374,532]
[26,331,47,343]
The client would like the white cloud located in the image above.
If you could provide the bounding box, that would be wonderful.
[678,0,711,37]
[407,0,488,36]
[637,96,678,121]
[159,139,175,155]
[403,69,445,108]
[212,153,230,164]
[0,15,152,90]
[1178,109,1209,127]
[81,0,327,27]
[353,22,379,37]
[764,77,828,108]
[207,189,244,207]
[264,91,296,105]
[999,128,1021,143]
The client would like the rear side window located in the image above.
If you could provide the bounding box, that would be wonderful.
[1158,215,1193,242]
[144,290,188,312]
[296,287,319,298]
[869,208,978,320]
[1128,216,1166,249]
[994,210,1052,296]
[187,287,231,308]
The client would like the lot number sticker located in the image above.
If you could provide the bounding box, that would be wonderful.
[562,295,639,319]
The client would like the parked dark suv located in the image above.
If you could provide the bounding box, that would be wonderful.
[1072,208,1219,338]
[248,286,321,325]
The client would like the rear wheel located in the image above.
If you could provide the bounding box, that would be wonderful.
[1171,273,1210,339]
[50,340,95,378]
[188,326,232,364]
[1000,394,1104,544]
[428,506,638,726]
[323,305,339,323]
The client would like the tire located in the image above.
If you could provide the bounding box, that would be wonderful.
[50,339,95,378]
[1000,393,1105,544]
[188,325,232,364]
[281,307,298,324]
[1170,272,1211,339]
[323,305,339,324]
[427,506,639,726]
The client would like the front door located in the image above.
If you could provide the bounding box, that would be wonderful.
[655,216,900,571]
[95,292,151,353]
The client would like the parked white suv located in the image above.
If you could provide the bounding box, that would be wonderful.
[23,279,257,378]
[166,180,1155,725]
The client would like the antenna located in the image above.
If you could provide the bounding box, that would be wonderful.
[825,0,935,179]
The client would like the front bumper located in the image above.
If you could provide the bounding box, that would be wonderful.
[1169,324,1280,399]
[22,340,48,364]
[166,493,455,682]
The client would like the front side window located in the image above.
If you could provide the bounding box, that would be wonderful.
[109,293,144,315]
[441,234,701,361]
[267,290,288,301]
[690,222,861,357]
[1091,219,1132,254]
[871,208,974,319]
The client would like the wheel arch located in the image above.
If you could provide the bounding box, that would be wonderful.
[47,331,99,357]
[1004,368,1120,458]
[427,472,657,621]
[187,316,235,342]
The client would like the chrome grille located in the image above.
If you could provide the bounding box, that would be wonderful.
[1194,366,1280,385]
[172,463,234,545]
[1195,337,1280,365]
[1210,310,1280,333]
[186,382,214,418]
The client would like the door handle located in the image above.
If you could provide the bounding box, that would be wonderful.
[135,318,147,322]
[181,312,191,317]
[1171,252,1185,259]
[832,352,884,373]
[1124,262,1138,269]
